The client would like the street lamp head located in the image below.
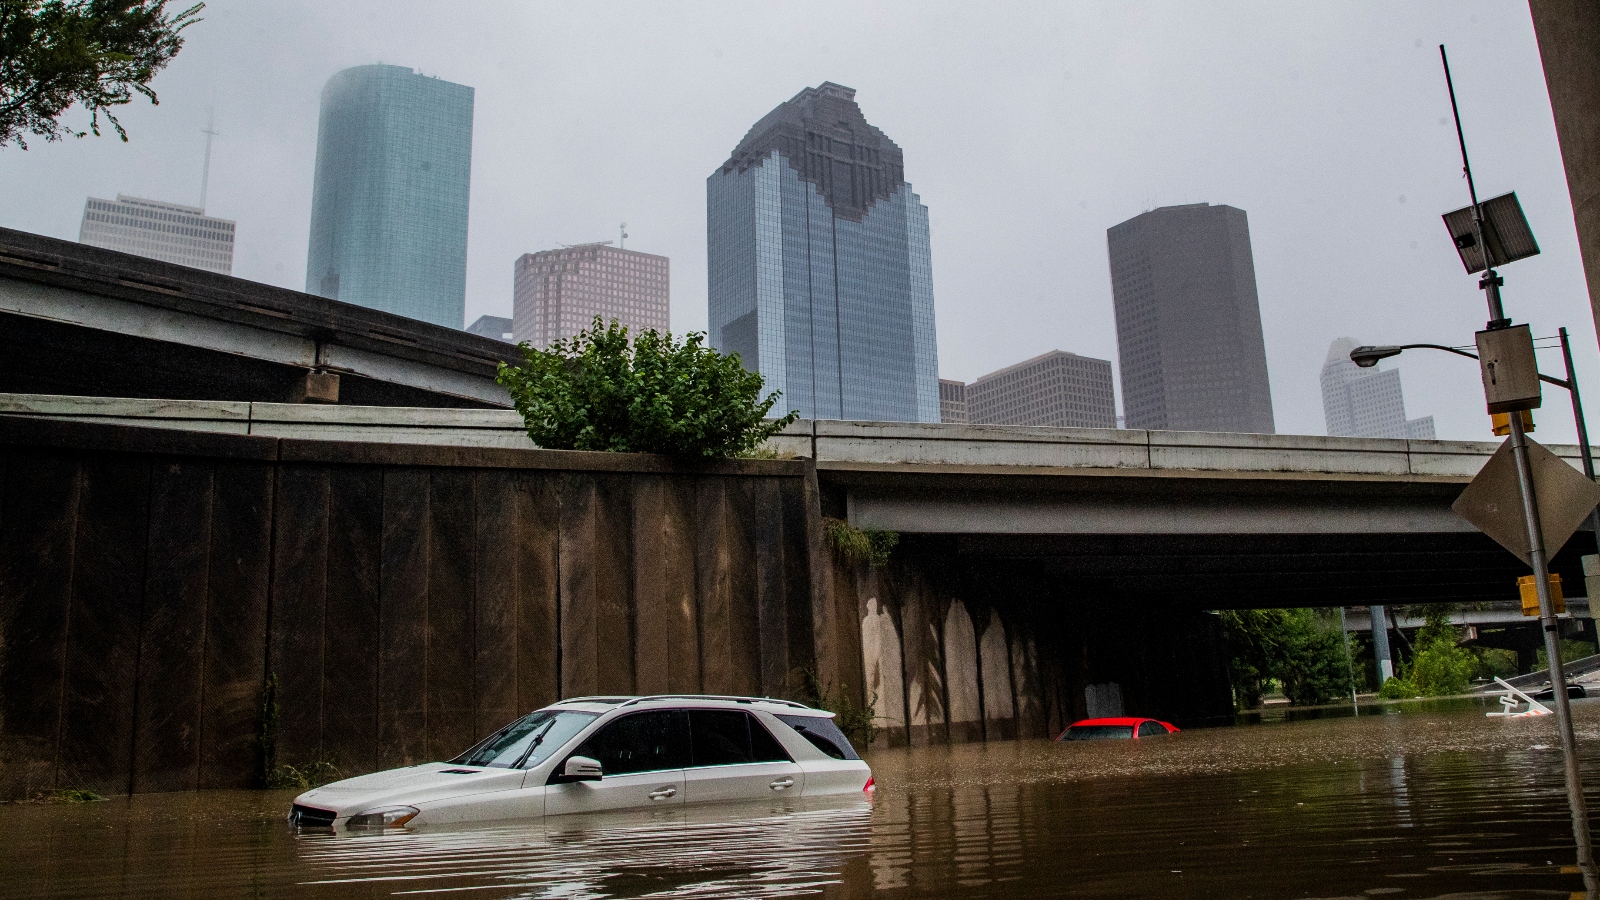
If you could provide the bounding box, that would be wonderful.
[1349,346,1403,368]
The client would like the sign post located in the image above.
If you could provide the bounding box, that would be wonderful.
[1440,43,1595,880]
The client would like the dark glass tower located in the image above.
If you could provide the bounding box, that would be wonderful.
[306,65,474,328]
[707,82,939,423]
[1107,203,1275,434]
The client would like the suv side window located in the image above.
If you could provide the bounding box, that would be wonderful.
[775,714,861,760]
[1137,721,1165,738]
[689,710,791,767]
[569,710,690,776]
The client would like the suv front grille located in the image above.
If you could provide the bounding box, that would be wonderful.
[288,804,337,828]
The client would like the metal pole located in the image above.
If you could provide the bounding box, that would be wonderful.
[1506,410,1595,875]
[1370,604,1394,684]
[1339,607,1358,715]
[199,108,218,212]
[1445,46,1594,886]
[1560,327,1600,541]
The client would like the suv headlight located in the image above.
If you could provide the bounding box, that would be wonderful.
[345,805,419,829]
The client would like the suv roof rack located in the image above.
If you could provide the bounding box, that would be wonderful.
[617,694,813,710]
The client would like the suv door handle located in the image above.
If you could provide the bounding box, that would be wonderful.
[769,777,795,791]
[648,786,677,801]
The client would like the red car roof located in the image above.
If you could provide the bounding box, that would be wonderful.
[1059,717,1181,737]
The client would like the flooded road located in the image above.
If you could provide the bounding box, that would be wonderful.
[7,699,1600,899]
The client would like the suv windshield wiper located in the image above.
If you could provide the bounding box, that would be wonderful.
[511,718,558,768]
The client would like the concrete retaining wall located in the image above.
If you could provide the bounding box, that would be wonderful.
[0,416,829,800]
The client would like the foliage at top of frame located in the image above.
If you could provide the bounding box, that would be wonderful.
[2,1,204,149]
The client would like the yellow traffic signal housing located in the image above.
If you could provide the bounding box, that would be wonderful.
[1492,410,1535,436]
[1518,573,1565,616]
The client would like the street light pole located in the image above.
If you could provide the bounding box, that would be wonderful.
[1442,43,1595,877]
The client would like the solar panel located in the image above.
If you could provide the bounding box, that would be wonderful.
[1442,191,1540,273]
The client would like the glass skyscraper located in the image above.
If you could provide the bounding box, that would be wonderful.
[707,82,939,423]
[305,64,474,328]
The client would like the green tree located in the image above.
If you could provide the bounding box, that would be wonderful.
[1,0,201,149]
[1376,608,1483,699]
[497,317,798,458]
[1219,608,1351,709]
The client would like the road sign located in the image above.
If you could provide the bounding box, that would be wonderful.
[1452,436,1600,566]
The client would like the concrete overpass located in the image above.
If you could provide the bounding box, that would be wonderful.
[4,395,1594,610]
[769,420,1598,609]
[0,228,517,408]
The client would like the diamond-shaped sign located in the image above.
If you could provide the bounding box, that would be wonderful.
[1452,437,1600,566]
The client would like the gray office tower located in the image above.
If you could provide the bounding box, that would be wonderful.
[707,82,939,423]
[961,351,1117,428]
[1107,203,1275,433]
[306,65,474,328]
[1321,338,1435,439]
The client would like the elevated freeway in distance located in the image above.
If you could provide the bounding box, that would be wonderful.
[766,419,1598,610]
[2,393,1594,611]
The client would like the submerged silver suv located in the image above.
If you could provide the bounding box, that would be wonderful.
[289,695,873,829]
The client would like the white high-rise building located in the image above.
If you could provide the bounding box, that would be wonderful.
[78,195,235,275]
[1321,337,1435,439]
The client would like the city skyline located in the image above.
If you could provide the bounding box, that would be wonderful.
[0,2,1589,442]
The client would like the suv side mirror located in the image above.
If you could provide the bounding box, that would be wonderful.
[563,755,603,781]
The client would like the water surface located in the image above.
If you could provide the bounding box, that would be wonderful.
[7,700,1600,899]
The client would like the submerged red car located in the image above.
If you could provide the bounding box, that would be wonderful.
[1057,717,1179,741]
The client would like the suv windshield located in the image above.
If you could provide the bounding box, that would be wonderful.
[456,710,597,768]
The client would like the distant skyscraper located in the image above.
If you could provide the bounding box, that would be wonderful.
[1107,203,1275,434]
[79,195,235,274]
[1321,337,1435,439]
[960,350,1117,428]
[512,244,669,348]
[939,379,968,424]
[305,64,474,328]
[707,82,939,423]
[466,315,514,342]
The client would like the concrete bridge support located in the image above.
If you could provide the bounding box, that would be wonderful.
[832,537,1236,748]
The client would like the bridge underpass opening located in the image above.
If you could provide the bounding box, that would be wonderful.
[833,529,1600,745]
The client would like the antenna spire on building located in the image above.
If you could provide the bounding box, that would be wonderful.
[199,107,219,211]
[620,222,628,249]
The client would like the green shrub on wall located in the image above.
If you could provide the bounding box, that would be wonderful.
[824,517,897,567]
[497,317,798,458]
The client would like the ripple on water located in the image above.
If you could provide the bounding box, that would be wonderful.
[4,702,1600,899]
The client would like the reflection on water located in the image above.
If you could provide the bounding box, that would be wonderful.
[296,801,874,898]
[7,701,1600,899]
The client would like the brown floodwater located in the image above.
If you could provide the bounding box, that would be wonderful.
[7,698,1600,899]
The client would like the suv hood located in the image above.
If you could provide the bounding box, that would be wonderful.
[295,765,528,817]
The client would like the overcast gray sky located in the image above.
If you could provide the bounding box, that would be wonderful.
[1,1,1591,442]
